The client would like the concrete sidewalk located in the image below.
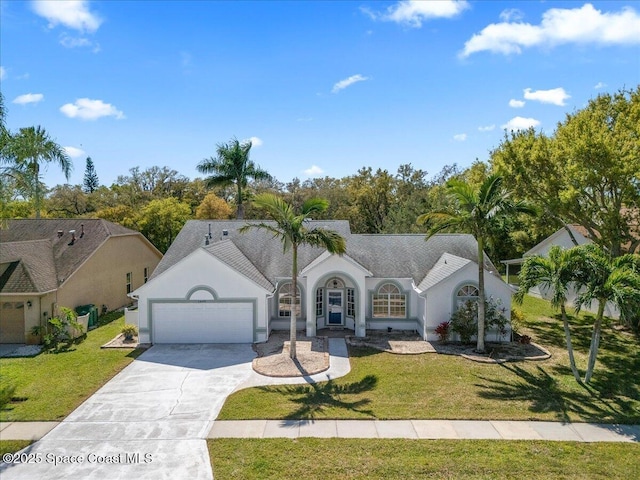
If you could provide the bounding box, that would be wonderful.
[0,422,59,441]
[209,419,640,443]
[3,419,638,443]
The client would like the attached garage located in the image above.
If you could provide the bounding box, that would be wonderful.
[151,302,254,344]
[0,302,26,344]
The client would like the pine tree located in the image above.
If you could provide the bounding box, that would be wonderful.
[83,157,99,193]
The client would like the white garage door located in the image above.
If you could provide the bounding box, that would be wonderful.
[152,302,253,343]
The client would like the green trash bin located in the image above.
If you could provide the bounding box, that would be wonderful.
[75,304,98,328]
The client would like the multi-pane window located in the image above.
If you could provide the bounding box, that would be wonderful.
[126,272,132,294]
[326,277,345,289]
[347,288,355,317]
[279,282,301,317]
[372,283,406,318]
[316,288,323,316]
[456,285,479,308]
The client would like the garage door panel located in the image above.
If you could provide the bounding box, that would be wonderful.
[152,302,253,344]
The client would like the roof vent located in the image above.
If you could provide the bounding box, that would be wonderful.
[80,223,85,238]
[208,223,212,239]
[222,229,228,237]
[57,230,64,238]
[68,230,76,246]
[205,235,210,246]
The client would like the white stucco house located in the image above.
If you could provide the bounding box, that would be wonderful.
[502,225,619,318]
[129,220,513,344]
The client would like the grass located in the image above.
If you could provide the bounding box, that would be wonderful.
[0,441,32,456]
[208,438,640,480]
[0,313,143,421]
[218,296,640,423]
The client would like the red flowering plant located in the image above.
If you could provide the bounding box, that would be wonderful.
[434,321,451,343]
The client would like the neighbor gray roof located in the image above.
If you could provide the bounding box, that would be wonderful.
[0,219,149,294]
[152,220,500,290]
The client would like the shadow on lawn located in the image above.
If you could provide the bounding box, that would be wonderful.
[476,364,638,424]
[258,375,378,420]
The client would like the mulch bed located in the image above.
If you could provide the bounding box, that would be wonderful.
[253,332,329,377]
[345,331,551,363]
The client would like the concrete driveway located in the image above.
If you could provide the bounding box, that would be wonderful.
[0,344,256,480]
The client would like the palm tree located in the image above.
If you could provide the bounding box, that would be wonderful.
[514,246,587,382]
[197,138,272,219]
[240,193,346,359]
[10,126,71,218]
[574,244,640,383]
[417,174,536,353]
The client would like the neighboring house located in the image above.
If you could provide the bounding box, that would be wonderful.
[0,219,163,344]
[130,220,512,344]
[502,225,619,318]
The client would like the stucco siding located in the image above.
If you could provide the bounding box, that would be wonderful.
[423,263,512,342]
[56,235,161,314]
[134,248,269,343]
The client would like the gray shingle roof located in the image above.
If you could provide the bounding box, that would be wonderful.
[0,219,146,294]
[417,252,471,291]
[153,220,500,291]
[0,240,57,293]
[204,240,274,291]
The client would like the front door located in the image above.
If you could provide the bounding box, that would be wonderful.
[327,290,343,325]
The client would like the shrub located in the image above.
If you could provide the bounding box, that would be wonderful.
[121,324,138,340]
[450,300,478,343]
[31,307,84,352]
[450,297,510,343]
[434,321,451,342]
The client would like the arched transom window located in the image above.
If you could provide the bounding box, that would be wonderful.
[372,283,406,318]
[325,277,345,289]
[278,282,301,317]
[456,284,479,308]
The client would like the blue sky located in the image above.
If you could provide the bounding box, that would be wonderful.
[1,1,639,188]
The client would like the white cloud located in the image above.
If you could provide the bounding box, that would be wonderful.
[594,81,607,89]
[509,99,526,108]
[247,136,263,147]
[461,3,640,57]
[332,74,369,93]
[524,87,570,106]
[478,124,495,132]
[64,146,86,158]
[502,116,541,131]
[303,165,324,177]
[364,0,469,28]
[500,9,524,23]
[453,133,467,142]
[60,98,125,120]
[59,33,99,51]
[32,0,102,33]
[13,93,44,105]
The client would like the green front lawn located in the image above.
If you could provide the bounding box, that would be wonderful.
[208,438,640,480]
[218,296,640,423]
[0,313,143,421]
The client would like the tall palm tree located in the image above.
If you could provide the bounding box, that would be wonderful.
[197,138,272,219]
[418,174,536,353]
[10,126,71,218]
[240,193,346,359]
[514,246,587,382]
[575,244,640,383]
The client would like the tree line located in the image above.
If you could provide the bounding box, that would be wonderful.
[2,87,638,261]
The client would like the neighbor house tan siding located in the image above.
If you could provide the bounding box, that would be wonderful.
[56,235,161,313]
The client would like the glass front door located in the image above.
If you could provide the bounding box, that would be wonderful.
[327,290,343,325]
